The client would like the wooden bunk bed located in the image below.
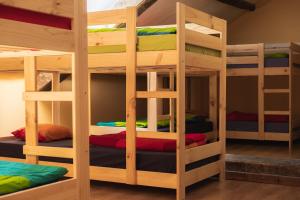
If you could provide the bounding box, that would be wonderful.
[86,3,227,200]
[0,0,90,199]
[227,43,300,153]
[0,2,226,200]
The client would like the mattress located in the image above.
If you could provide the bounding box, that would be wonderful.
[227,121,289,133]
[0,4,71,30]
[0,137,218,174]
[88,27,221,56]
[0,160,67,195]
[227,57,290,68]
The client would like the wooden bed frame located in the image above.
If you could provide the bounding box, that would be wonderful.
[227,43,300,153]
[0,2,226,200]
[86,3,226,200]
[0,0,90,200]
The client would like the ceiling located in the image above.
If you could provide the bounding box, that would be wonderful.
[138,0,263,26]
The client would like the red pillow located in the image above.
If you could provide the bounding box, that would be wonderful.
[11,124,72,142]
[265,115,289,123]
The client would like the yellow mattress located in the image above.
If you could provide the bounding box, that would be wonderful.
[88,34,221,57]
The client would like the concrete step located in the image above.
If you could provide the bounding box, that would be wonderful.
[225,154,300,186]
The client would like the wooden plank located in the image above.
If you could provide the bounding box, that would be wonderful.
[227,56,259,64]
[185,142,221,164]
[265,67,290,75]
[0,19,74,52]
[209,73,218,140]
[88,51,177,68]
[23,145,74,159]
[125,6,137,185]
[265,132,290,141]
[137,171,177,189]
[24,91,73,101]
[169,72,175,132]
[88,8,127,25]
[176,3,186,200]
[227,44,259,54]
[24,56,38,164]
[52,72,61,124]
[264,89,290,93]
[185,5,226,32]
[1,179,77,200]
[227,131,260,140]
[185,161,220,187]
[264,111,290,115]
[72,0,90,199]
[291,42,300,53]
[89,125,148,135]
[137,131,177,139]
[227,68,258,76]
[185,29,222,51]
[137,91,177,99]
[88,31,126,46]
[186,52,222,71]
[258,43,264,141]
[0,0,74,18]
[90,166,127,183]
[147,72,158,131]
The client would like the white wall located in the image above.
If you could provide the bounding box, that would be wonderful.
[0,73,25,136]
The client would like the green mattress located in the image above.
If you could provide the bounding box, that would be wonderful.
[88,27,221,57]
[0,161,68,195]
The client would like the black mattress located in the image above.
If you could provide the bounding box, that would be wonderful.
[227,57,289,68]
[0,137,218,173]
[158,120,213,133]
[227,121,289,133]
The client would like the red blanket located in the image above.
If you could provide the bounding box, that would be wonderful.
[227,111,289,123]
[90,132,207,152]
[0,4,71,29]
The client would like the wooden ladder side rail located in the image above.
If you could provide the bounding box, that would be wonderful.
[258,43,265,141]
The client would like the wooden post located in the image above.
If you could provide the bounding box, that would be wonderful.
[209,72,218,141]
[258,43,264,140]
[126,6,137,185]
[289,45,293,155]
[52,72,61,124]
[219,20,227,181]
[72,0,90,199]
[176,3,186,200]
[170,72,175,132]
[24,56,38,164]
[147,72,158,131]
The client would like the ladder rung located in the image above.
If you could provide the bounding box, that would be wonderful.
[23,145,74,159]
[137,131,177,140]
[264,89,290,94]
[136,91,177,99]
[158,114,170,121]
[264,111,290,115]
[24,92,73,102]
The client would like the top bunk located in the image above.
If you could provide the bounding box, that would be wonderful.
[0,3,227,74]
[0,0,78,71]
[227,43,300,76]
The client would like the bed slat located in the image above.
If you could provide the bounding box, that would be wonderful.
[24,91,73,101]
[186,52,222,71]
[88,8,127,25]
[23,145,74,159]
[185,142,221,164]
[185,161,220,187]
[0,19,74,52]
[88,31,126,46]
[186,29,222,51]
[0,0,74,18]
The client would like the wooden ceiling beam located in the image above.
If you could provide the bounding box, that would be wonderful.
[217,0,256,11]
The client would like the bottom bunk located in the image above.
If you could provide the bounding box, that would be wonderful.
[226,111,300,141]
[0,160,68,196]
